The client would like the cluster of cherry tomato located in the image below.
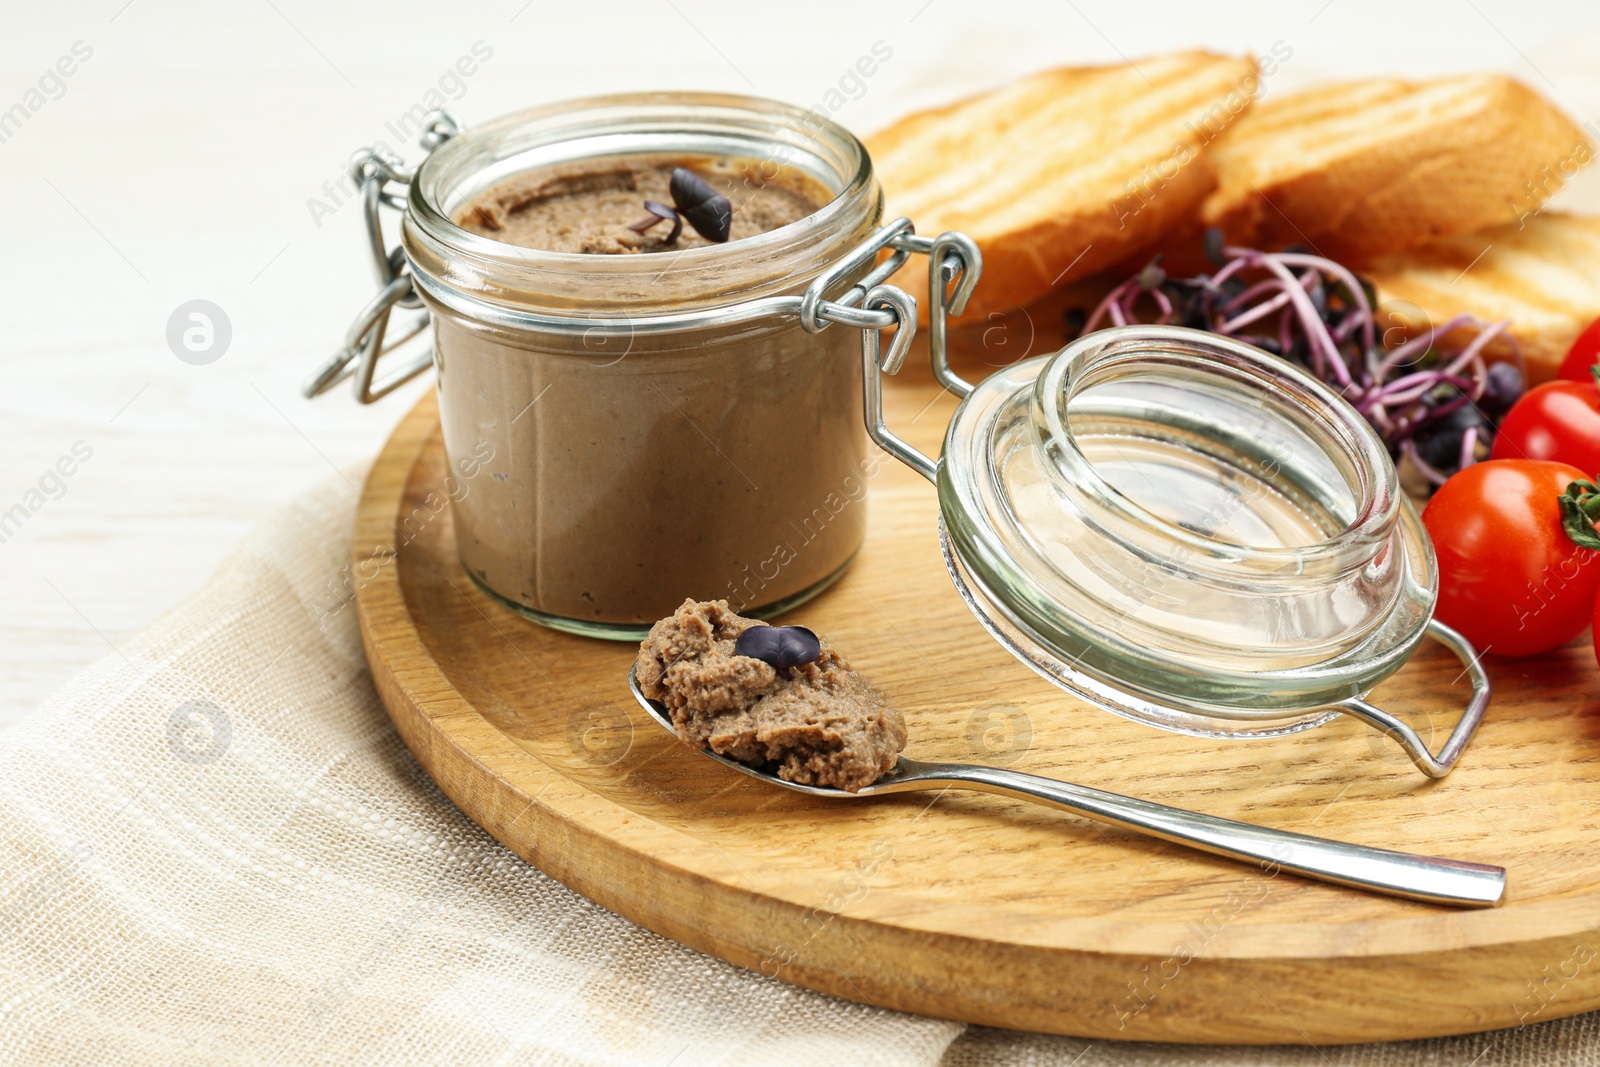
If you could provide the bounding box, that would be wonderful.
[1422,318,1600,660]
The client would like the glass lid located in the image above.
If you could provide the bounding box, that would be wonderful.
[937,325,1437,731]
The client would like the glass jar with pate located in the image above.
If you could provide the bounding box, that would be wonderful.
[304,93,982,639]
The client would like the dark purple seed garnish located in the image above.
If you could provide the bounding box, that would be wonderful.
[1483,361,1523,412]
[733,625,822,675]
[627,200,683,244]
[1415,426,1465,469]
[1436,402,1486,433]
[669,167,732,243]
[1412,400,1484,468]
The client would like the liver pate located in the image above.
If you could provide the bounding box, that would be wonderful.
[456,154,826,254]
[635,599,906,792]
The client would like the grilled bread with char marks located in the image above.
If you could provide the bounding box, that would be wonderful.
[867,51,1259,320]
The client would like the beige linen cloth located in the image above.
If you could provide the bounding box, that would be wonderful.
[1,466,1597,1066]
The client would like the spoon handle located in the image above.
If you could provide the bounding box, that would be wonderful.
[890,760,1505,907]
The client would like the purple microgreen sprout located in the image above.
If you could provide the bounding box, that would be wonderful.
[1078,228,1524,487]
[733,625,822,676]
[626,169,733,246]
[627,199,683,244]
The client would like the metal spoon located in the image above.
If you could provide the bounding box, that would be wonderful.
[627,669,1505,908]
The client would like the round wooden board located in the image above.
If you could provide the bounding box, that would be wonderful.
[356,374,1600,1046]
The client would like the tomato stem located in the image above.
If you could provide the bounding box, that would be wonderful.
[1559,478,1600,550]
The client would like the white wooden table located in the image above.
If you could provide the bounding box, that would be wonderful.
[2,0,1597,733]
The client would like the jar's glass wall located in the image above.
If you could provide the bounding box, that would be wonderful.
[432,308,870,634]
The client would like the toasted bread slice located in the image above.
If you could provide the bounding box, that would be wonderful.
[1201,74,1594,263]
[866,51,1259,320]
[1364,212,1600,382]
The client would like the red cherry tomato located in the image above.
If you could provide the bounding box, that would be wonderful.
[1422,459,1600,657]
[1489,380,1600,472]
[1557,316,1600,382]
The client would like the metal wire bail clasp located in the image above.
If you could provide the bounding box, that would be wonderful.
[1335,620,1491,777]
[301,110,462,404]
[799,218,982,484]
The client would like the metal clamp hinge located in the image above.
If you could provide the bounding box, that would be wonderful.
[302,110,462,404]
[800,219,982,484]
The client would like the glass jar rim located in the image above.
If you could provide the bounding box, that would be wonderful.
[1033,326,1399,574]
[401,91,880,319]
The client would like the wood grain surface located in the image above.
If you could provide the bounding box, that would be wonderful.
[355,367,1600,1045]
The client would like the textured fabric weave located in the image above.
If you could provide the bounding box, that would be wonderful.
[0,469,1592,1065]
